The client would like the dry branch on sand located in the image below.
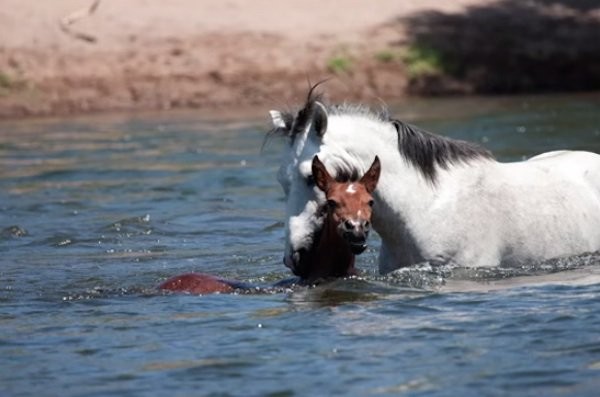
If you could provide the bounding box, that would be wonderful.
[59,0,101,43]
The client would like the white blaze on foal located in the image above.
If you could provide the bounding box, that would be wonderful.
[268,88,600,274]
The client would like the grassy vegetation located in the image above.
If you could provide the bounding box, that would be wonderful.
[326,55,353,74]
[400,44,447,78]
[0,71,13,89]
[0,71,13,96]
[0,71,27,96]
[374,49,402,63]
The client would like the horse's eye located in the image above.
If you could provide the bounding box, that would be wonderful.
[327,199,338,209]
[368,199,374,207]
[305,175,315,187]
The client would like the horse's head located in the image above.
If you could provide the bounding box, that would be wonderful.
[270,92,380,277]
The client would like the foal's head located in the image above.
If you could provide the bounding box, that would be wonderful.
[292,155,381,281]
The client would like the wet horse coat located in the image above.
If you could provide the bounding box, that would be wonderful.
[269,89,600,274]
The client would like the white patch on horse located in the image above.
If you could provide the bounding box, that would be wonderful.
[346,184,357,194]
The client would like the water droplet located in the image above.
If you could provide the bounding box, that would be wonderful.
[257,323,263,328]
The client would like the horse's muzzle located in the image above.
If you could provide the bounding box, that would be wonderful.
[283,253,298,272]
[283,249,309,277]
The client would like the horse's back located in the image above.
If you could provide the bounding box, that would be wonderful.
[527,150,600,193]
[435,151,600,268]
[499,150,600,262]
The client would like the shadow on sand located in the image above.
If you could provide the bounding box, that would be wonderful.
[400,0,600,94]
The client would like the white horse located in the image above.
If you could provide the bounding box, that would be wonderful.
[268,89,600,275]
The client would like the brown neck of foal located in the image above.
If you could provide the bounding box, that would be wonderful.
[303,211,357,281]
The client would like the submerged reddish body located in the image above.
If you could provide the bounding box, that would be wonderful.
[159,273,234,294]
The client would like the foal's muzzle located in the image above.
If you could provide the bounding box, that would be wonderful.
[341,219,370,255]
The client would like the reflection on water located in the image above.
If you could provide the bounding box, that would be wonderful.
[1,94,600,396]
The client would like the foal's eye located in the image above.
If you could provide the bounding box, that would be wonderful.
[327,199,338,209]
[305,175,315,187]
[368,199,375,207]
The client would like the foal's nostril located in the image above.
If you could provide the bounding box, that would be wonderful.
[344,219,354,231]
[364,220,370,229]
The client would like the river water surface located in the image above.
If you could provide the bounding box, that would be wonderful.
[2,94,600,396]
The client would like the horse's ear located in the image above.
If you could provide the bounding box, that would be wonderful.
[269,110,292,132]
[360,156,381,193]
[312,155,332,192]
[313,101,328,138]
[269,110,286,128]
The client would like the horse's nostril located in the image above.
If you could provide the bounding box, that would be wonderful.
[364,220,370,229]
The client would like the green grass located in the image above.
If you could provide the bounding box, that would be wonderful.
[0,71,27,96]
[326,56,353,74]
[0,71,13,89]
[374,49,401,63]
[401,44,446,78]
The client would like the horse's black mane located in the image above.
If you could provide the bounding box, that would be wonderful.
[266,86,493,183]
[391,119,493,182]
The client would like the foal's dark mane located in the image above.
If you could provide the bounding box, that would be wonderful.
[266,87,493,183]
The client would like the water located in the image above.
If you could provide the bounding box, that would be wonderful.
[2,94,600,396]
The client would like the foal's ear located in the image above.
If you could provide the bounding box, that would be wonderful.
[360,156,381,193]
[312,156,333,192]
[313,101,328,138]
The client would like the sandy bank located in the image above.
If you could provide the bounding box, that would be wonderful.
[1,0,598,118]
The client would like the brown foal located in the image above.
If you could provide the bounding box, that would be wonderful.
[159,155,381,294]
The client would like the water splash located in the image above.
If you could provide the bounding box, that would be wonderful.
[0,225,28,239]
[381,251,600,290]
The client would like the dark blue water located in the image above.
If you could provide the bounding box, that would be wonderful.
[2,94,600,396]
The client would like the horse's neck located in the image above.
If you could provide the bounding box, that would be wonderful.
[329,118,438,234]
[370,155,436,259]
[376,156,496,270]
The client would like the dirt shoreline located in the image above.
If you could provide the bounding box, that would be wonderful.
[1,0,598,119]
[0,0,494,118]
